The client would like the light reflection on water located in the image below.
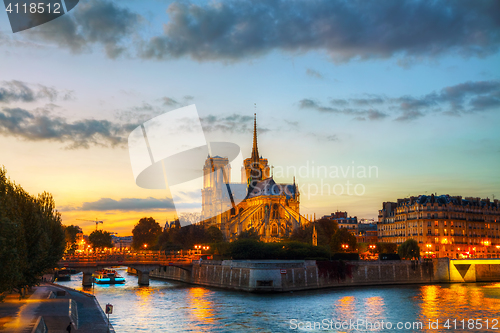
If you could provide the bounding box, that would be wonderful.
[55,268,500,332]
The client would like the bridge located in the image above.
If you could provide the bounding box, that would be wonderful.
[58,252,197,286]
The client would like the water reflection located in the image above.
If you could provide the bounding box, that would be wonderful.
[188,287,214,323]
[54,269,500,332]
[364,296,385,323]
[334,295,355,322]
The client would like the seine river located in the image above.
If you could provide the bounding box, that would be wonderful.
[55,267,500,332]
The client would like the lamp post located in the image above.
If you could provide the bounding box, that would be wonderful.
[341,244,349,252]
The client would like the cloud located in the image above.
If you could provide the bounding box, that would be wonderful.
[0,80,73,103]
[306,68,324,79]
[330,99,348,106]
[299,98,388,121]
[114,102,163,125]
[394,110,425,122]
[0,107,132,149]
[139,0,500,64]
[201,113,255,133]
[63,197,176,211]
[162,97,179,106]
[301,80,500,121]
[26,0,141,58]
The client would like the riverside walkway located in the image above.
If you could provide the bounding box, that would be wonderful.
[0,283,112,333]
[58,251,197,286]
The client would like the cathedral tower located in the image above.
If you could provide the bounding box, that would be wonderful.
[241,114,270,185]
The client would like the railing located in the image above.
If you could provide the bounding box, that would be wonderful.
[60,251,199,264]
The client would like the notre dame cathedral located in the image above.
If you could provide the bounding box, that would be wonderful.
[200,114,309,242]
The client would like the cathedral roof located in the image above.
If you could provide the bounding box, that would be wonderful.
[247,177,296,199]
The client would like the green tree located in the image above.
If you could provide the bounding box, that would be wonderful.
[132,217,162,250]
[376,242,398,254]
[88,230,113,249]
[64,225,82,254]
[158,224,226,252]
[290,219,338,246]
[397,239,420,260]
[0,167,65,296]
[206,226,224,243]
[330,228,357,253]
[237,227,260,241]
[316,218,338,245]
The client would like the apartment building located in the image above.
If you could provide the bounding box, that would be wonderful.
[378,194,500,258]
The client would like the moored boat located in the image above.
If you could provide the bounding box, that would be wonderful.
[93,269,125,284]
[55,268,71,281]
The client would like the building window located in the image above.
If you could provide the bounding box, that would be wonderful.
[271,224,278,236]
[434,221,438,227]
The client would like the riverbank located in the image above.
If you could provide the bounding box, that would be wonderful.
[147,258,500,293]
[147,259,435,293]
[0,283,114,332]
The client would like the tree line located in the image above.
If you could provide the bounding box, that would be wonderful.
[66,215,420,261]
[125,216,420,260]
[0,167,65,297]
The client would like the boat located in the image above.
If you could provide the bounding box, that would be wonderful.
[93,269,125,284]
[55,268,71,281]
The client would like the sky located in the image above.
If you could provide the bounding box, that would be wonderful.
[0,0,499,235]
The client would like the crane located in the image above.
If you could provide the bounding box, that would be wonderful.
[77,218,104,230]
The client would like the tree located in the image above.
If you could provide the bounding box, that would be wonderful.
[0,167,65,296]
[330,228,357,253]
[398,239,420,260]
[237,227,260,241]
[290,219,338,246]
[376,242,398,254]
[132,217,162,250]
[316,218,338,245]
[64,225,82,254]
[88,230,113,249]
[206,226,224,243]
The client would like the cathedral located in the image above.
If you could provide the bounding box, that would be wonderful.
[200,114,309,242]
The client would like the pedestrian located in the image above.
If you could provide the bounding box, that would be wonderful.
[66,322,72,332]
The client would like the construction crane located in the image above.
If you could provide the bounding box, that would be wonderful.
[77,218,104,230]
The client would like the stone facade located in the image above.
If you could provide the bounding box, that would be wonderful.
[150,259,442,293]
[378,195,500,258]
[200,114,309,242]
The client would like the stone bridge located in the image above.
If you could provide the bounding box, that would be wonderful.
[58,252,195,286]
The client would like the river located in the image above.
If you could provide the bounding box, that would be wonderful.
[54,267,500,332]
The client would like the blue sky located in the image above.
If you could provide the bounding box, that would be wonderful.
[0,0,499,234]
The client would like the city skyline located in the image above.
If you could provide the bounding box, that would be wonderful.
[1,0,499,235]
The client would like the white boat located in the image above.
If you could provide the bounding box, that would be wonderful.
[93,269,125,284]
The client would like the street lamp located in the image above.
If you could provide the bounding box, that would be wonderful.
[143,244,148,250]
[341,244,349,252]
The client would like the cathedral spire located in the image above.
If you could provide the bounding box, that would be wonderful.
[251,113,259,163]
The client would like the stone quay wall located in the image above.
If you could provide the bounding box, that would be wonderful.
[149,259,444,293]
